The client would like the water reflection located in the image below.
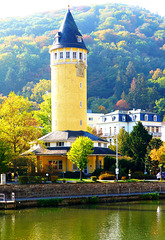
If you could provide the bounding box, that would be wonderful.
[0,201,165,240]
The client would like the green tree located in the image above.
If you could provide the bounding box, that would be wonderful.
[145,138,163,174]
[34,93,51,135]
[0,92,41,172]
[150,143,165,180]
[67,137,94,180]
[0,139,11,173]
[129,122,152,171]
[31,79,51,103]
[155,98,165,120]
[109,128,130,156]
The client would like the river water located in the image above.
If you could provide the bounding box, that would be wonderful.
[0,200,165,240]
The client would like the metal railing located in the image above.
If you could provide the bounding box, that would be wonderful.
[0,193,5,202]
[0,192,15,202]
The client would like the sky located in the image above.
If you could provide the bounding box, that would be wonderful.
[0,0,165,18]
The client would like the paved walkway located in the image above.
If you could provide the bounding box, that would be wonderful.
[7,190,164,202]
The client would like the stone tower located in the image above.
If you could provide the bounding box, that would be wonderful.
[50,8,88,132]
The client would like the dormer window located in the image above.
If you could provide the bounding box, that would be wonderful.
[77,36,82,42]
[145,114,148,121]
[55,53,57,60]
[122,115,126,121]
[54,32,61,44]
[112,116,116,121]
[153,115,157,121]
[133,115,136,121]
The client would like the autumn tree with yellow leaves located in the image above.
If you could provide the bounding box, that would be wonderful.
[0,92,41,173]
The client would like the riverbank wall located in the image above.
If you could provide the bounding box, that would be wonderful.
[0,182,165,209]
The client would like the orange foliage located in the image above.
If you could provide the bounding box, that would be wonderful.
[114,99,130,110]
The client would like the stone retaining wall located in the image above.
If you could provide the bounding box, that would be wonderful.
[0,182,164,199]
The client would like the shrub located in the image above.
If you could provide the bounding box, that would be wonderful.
[91,176,97,182]
[41,177,47,183]
[131,172,156,180]
[104,156,116,171]
[63,171,85,178]
[89,196,99,203]
[37,198,63,207]
[18,176,29,184]
[92,168,104,177]
[141,192,159,200]
[51,175,59,183]
[121,176,126,181]
[99,172,115,180]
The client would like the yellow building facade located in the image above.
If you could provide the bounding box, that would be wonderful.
[50,8,88,132]
[36,155,104,174]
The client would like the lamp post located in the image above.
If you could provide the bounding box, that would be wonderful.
[115,127,119,182]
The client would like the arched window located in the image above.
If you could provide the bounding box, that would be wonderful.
[153,115,157,121]
[145,114,148,121]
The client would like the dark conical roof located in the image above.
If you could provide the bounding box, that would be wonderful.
[51,9,88,51]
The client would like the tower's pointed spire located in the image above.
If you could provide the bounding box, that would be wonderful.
[52,8,88,51]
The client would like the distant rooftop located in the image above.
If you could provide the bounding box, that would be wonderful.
[39,130,108,143]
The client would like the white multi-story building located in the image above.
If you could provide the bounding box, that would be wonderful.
[88,109,162,144]
[87,112,103,128]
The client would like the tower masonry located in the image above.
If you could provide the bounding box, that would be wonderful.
[50,8,88,132]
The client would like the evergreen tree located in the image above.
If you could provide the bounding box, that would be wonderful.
[129,122,152,171]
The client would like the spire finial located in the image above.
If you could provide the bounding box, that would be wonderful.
[68,5,70,11]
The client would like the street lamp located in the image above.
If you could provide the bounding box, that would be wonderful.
[115,127,119,182]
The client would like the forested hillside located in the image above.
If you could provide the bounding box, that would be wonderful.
[1,4,165,117]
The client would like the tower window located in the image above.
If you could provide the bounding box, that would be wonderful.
[79,53,82,60]
[84,54,87,61]
[66,52,70,59]
[60,52,63,59]
[80,101,82,107]
[73,52,77,59]
[80,120,82,126]
[55,53,57,59]
[80,82,82,89]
